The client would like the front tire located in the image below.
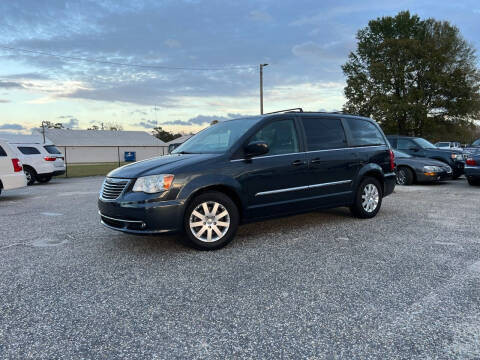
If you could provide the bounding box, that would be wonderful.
[24,167,36,186]
[396,166,414,185]
[468,179,480,186]
[350,177,383,219]
[183,191,239,250]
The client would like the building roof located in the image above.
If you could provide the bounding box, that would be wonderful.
[0,133,53,145]
[33,129,166,147]
[166,134,193,145]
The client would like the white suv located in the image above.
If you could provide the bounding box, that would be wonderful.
[11,142,66,185]
[0,139,27,195]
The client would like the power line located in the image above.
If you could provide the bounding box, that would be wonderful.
[0,45,257,71]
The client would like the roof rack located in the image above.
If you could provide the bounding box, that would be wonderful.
[264,108,303,115]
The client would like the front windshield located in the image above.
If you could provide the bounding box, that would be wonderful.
[172,117,260,154]
[472,139,480,146]
[394,150,411,158]
[415,138,436,149]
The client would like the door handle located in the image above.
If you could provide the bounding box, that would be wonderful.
[291,160,306,166]
[310,158,322,164]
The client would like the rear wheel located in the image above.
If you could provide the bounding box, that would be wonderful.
[183,191,239,250]
[36,175,52,183]
[468,179,480,186]
[24,167,36,186]
[350,177,383,219]
[396,166,414,185]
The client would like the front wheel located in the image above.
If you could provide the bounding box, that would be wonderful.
[183,191,239,250]
[350,177,383,219]
[396,167,414,185]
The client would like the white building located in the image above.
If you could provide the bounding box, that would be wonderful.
[33,129,167,164]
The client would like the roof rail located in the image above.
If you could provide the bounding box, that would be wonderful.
[264,108,303,115]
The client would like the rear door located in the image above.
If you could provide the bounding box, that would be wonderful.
[300,116,357,204]
[16,146,42,168]
[238,118,309,219]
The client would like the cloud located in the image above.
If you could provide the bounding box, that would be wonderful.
[0,81,24,89]
[161,113,249,126]
[292,40,354,62]
[0,123,25,130]
[57,116,79,129]
[164,39,182,48]
[2,72,50,80]
[249,10,273,22]
[0,99,10,103]
[135,119,158,128]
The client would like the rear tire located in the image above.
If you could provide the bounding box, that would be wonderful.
[468,179,480,186]
[36,175,52,184]
[350,177,383,219]
[396,166,414,185]
[24,167,36,186]
[183,191,239,250]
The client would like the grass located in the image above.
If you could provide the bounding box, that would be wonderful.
[56,162,130,178]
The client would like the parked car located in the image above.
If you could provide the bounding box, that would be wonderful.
[98,111,396,250]
[387,135,465,179]
[464,138,480,155]
[10,142,65,185]
[434,141,462,151]
[465,150,480,186]
[394,150,452,185]
[0,139,27,195]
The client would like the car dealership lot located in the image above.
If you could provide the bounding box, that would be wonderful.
[1,177,479,359]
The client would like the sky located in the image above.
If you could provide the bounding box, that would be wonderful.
[0,0,479,135]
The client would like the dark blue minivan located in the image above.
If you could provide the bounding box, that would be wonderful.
[98,110,396,250]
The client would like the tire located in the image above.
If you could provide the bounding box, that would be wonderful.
[468,179,480,186]
[396,166,414,185]
[350,177,383,219]
[23,167,36,186]
[183,191,239,250]
[36,175,52,184]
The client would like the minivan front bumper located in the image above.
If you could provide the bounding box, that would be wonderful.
[98,198,185,234]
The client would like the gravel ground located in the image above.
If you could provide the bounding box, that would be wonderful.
[0,176,479,359]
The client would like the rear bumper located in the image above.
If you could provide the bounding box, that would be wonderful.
[465,166,480,180]
[383,172,396,197]
[0,172,27,190]
[52,170,66,176]
[98,198,185,234]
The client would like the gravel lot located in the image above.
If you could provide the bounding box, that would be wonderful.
[0,176,479,359]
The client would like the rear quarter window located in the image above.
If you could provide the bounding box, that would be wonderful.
[18,146,41,155]
[346,119,385,147]
[0,146,7,157]
[44,145,62,155]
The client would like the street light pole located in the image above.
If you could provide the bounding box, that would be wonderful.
[260,63,268,114]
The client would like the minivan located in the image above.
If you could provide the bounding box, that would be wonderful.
[98,110,396,250]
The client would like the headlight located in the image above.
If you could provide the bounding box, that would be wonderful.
[132,174,174,193]
[424,166,442,173]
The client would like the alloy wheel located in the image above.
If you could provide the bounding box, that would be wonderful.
[361,184,379,213]
[396,169,407,185]
[189,201,230,242]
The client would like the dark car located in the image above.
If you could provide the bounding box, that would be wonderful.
[465,150,480,186]
[394,150,452,185]
[464,138,480,155]
[98,111,396,250]
[387,135,465,179]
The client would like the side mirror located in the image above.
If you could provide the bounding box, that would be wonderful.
[244,141,269,158]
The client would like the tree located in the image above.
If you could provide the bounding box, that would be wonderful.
[342,11,480,140]
[152,126,182,142]
[41,121,63,129]
[210,120,219,125]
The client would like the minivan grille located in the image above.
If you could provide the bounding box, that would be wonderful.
[101,178,130,200]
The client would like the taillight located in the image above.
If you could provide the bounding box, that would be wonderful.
[466,158,477,166]
[11,158,23,172]
[44,156,57,161]
[389,149,395,171]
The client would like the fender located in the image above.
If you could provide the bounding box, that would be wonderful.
[352,163,384,191]
[177,174,246,209]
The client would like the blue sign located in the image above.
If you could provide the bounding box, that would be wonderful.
[124,151,136,162]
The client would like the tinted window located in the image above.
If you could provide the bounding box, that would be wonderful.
[18,146,41,155]
[301,118,347,150]
[250,119,299,156]
[346,119,385,146]
[44,145,62,155]
[473,139,480,146]
[398,139,418,151]
[0,146,6,157]
[414,138,436,149]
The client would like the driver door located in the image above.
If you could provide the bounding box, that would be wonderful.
[237,118,309,219]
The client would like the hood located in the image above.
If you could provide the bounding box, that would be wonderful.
[427,148,463,155]
[397,156,449,167]
[107,153,222,178]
